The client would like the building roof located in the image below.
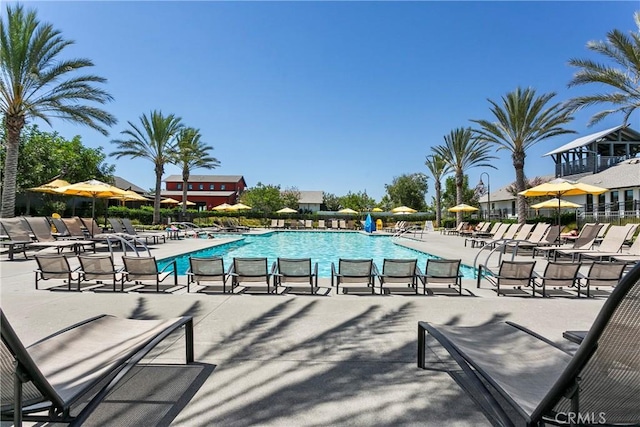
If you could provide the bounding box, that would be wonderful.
[576,158,640,190]
[298,191,324,204]
[544,125,640,156]
[160,191,236,197]
[113,176,147,193]
[163,175,246,184]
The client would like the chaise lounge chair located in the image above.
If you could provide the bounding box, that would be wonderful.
[532,261,582,297]
[0,309,193,426]
[272,257,318,294]
[229,257,273,294]
[418,261,640,426]
[187,257,229,293]
[419,258,463,296]
[477,260,537,297]
[331,259,377,295]
[34,254,81,291]
[377,258,419,295]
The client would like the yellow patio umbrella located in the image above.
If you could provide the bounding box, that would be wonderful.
[448,203,479,213]
[530,198,581,210]
[229,203,252,211]
[29,179,72,195]
[276,207,297,214]
[519,178,607,239]
[160,197,181,205]
[213,203,233,211]
[391,206,417,214]
[337,208,358,214]
[371,207,384,212]
[177,200,196,206]
[110,190,150,206]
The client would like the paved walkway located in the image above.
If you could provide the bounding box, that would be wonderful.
[0,230,606,426]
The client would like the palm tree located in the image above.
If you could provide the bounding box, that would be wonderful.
[471,87,575,224]
[432,128,497,225]
[0,4,116,217]
[171,127,221,215]
[566,12,640,126]
[110,111,183,224]
[424,154,451,228]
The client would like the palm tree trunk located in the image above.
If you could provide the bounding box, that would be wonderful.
[153,164,163,225]
[513,152,527,224]
[1,115,24,218]
[435,180,442,228]
[456,171,463,225]
[182,170,189,217]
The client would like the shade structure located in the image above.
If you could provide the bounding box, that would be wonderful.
[160,197,181,205]
[276,207,297,214]
[54,180,128,232]
[337,208,358,214]
[29,179,72,195]
[371,207,384,212]
[213,203,233,211]
[110,190,150,205]
[530,198,581,210]
[229,203,252,211]
[520,178,608,241]
[448,203,479,213]
[391,206,417,214]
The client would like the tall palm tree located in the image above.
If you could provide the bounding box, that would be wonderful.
[566,12,640,126]
[432,128,497,225]
[0,4,116,217]
[110,111,183,224]
[171,127,221,215]
[471,87,575,224]
[425,154,451,228]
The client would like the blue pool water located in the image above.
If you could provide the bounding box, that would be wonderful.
[158,231,476,278]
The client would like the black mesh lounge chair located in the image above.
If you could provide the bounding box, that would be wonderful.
[0,309,193,426]
[0,219,35,260]
[273,258,318,294]
[49,217,97,253]
[229,257,273,294]
[34,254,81,291]
[23,217,79,254]
[477,260,537,297]
[532,262,581,298]
[78,254,125,292]
[377,258,419,295]
[331,259,377,295]
[120,218,167,244]
[554,225,633,262]
[419,258,462,296]
[418,261,640,426]
[122,256,180,293]
[577,261,627,298]
[187,257,229,293]
[533,223,603,260]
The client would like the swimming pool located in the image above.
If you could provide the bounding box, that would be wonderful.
[158,231,476,278]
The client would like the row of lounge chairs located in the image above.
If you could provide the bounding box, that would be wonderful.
[269,219,358,230]
[478,259,629,297]
[418,261,640,426]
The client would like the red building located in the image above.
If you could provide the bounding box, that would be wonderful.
[162,175,247,210]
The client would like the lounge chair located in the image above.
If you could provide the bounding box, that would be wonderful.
[0,309,193,426]
[577,261,627,298]
[48,217,97,253]
[22,217,80,254]
[610,235,640,264]
[0,218,35,260]
[574,224,639,262]
[229,257,273,294]
[61,217,92,240]
[477,260,536,297]
[108,218,158,245]
[533,223,604,259]
[80,217,105,238]
[532,261,581,297]
[442,222,467,236]
[508,223,550,255]
[339,220,347,230]
[317,219,326,229]
[304,219,313,229]
[269,219,278,228]
[465,222,509,248]
[555,225,635,262]
[273,258,318,294]
[418,261,640,427]
[419,258,462,296]
[187,256,229,293]
[459,222,486,237]
[34,254,81,291]
[377,258,419,295]
[122,256,180,293]
[276,219,285,229]
[119,218,167,244]
[331,259,377,295]
[470,223,521,250]
[78,254,125,292]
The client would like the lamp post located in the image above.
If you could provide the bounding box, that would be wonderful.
[477,172,490,220]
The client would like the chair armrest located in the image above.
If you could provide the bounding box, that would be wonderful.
[270,261,278,275]
[371,263,380,276]
[159,260,177,274]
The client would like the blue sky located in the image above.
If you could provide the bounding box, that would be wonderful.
[15,1,640,202]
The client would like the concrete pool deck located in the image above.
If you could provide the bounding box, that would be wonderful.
[0,229,607,426]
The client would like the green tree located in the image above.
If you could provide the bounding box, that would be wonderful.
[322,192,341,211]
[384,173,429,211]
[281,187,301,212]
[171,127,220,215]
[338,191,376,212]
[432,128,497,224]
[441,175,476,212]
[425,154,452,227]
[110,110,183,224]
[566,12,640,126]
[0,4,116,217]
[240,182,283,215]
[471,87,574,224]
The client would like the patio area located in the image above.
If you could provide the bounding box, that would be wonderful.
[0,230,607,426]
